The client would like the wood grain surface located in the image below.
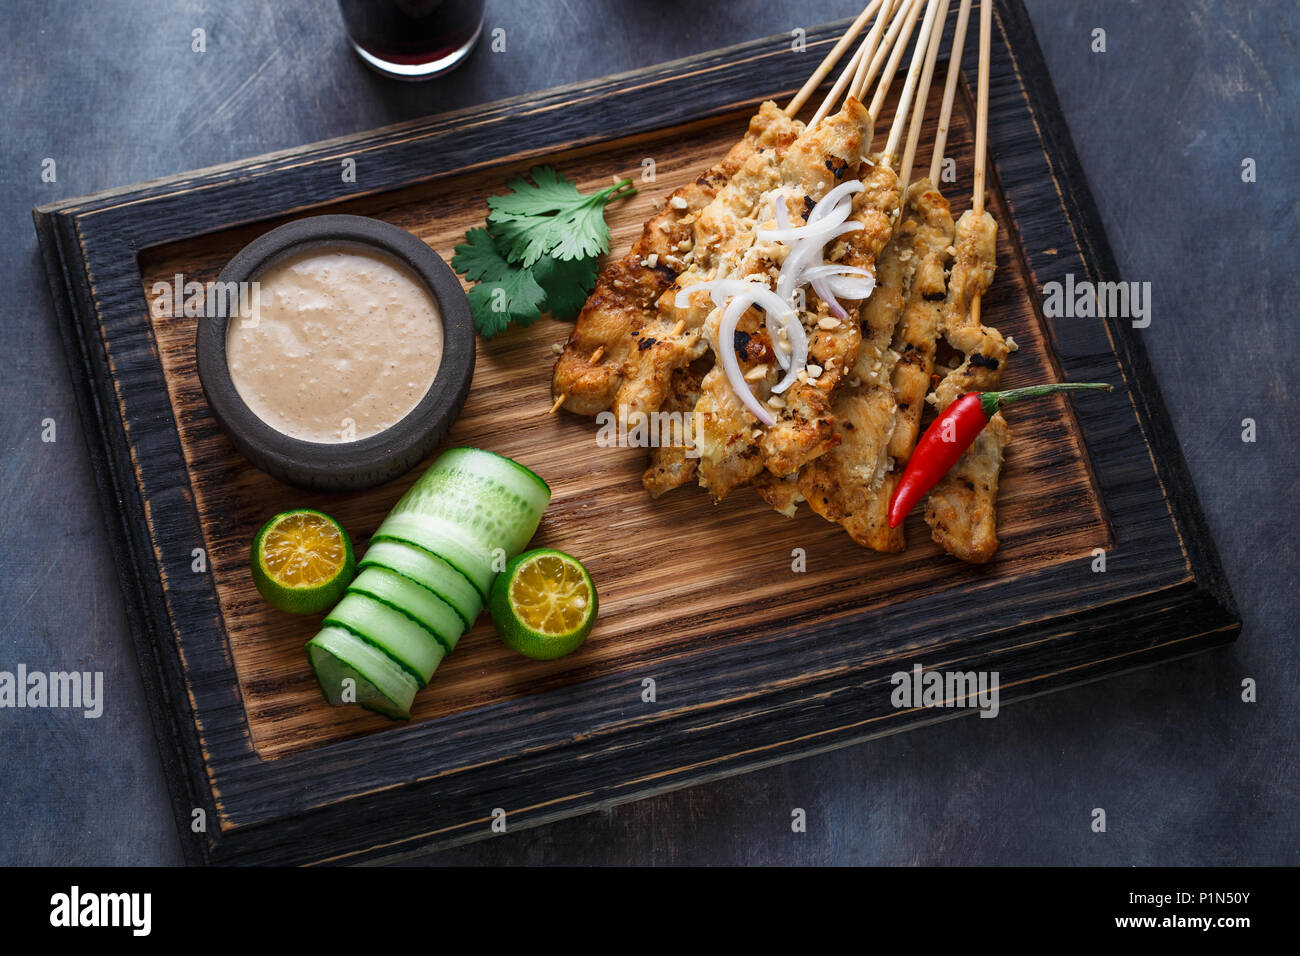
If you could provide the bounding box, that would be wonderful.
[32,4,1238,864]
[140,82,1106,760]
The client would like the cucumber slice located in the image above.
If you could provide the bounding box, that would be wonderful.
[324,592,446,685]
[349,566,465,653]
[372,518,495,600]
[359,539,483,628]
[307,626,418,720]
[376,448,552,598]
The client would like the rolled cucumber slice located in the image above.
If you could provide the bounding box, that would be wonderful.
[374,448,551,599]
[349,566,465,653]
[307,626,418,720]
[360,539,482,628]
[372,517,495,600]
[324,592,446,685]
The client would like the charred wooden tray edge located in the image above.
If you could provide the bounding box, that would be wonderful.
[33,1,1239,865]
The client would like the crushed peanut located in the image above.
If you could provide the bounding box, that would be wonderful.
[669,195,689,210]
[817,317,841,330]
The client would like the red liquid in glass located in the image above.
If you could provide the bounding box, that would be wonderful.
[339,0,484,67]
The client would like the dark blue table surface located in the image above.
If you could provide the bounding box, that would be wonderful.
[2,0,1296,865]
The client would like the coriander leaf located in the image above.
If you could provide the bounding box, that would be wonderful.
[487,166,636,267]
[450,227,510,283]
[533,253,599,321]
[487,166,584,216]
[452,228,545,337]
[466,270,545,338]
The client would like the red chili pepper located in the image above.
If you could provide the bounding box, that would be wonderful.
[887,382,1113,528]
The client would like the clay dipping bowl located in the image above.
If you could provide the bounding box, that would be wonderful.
[195,215,474,492]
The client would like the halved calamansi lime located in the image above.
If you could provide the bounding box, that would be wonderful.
[252,509,355,615]
[489,549,597,660]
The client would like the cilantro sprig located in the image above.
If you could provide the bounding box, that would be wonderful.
[452,166,635,338]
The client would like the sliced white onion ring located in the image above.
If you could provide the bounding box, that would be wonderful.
[801,264,873,280]
[674,278,756,310]
[827,276,876,300]
[811,277,849,320]
[718,291,776,427]
[776,221,863,304]
[757,199,852,244]
[807,181,865,222]
[773,192,791,230]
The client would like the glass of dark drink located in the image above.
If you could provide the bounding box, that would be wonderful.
[338,0,485,80]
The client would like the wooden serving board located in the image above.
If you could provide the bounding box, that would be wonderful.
[34,1,1238,864]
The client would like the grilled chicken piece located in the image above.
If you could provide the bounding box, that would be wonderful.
[553,258,676,415]
[925,412,1011,562]
[797,178,953,552]
[618,141,791,420]
[837,155,905,368]
[785,157,907,520]
[641,363,705,498]
[758,100,875,478]
[753,471,805,517]
[688,101,875,498]
[888,179,957,463]
[797,226,910,524]
[552,101,802,416]
[692,306,778,500]
[931,209,1007,409]
[922,206,1013,563]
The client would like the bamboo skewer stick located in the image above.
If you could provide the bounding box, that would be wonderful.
[969,0,992,325]
[929,0,974,185]
[852,0,925,109]
[884,0,947,164]
[867,0,927,123]
[785,0,884,116]
[848,0,901,103]
[971,0,992,218]
[810,0,899,126]
[810,29,871,126]
[899,0,952,185]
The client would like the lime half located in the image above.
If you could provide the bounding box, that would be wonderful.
[252,509,355,615]
[489,549,597,660]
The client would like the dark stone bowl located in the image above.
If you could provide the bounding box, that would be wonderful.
[195,215,475,492]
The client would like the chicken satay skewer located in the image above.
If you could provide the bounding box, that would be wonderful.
[786,1,947,534]
[915,0,1012,561]
[757,0,938,482]
[886,0,971,460]
[551,5,893,415]
[786,0,885,117]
